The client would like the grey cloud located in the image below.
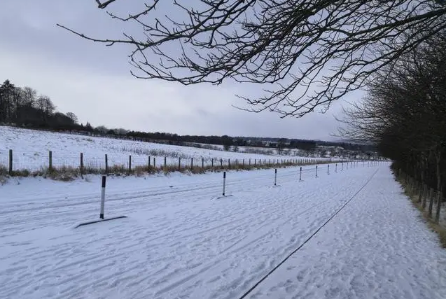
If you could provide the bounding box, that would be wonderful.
[0,0,360,141]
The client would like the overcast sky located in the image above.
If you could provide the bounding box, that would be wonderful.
[0,0,359,141]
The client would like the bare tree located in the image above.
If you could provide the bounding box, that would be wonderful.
[21,87,37,107]
[35,96,56,117]
[58,0,446,118]
[339,32,446,222]
[66,112,79,124]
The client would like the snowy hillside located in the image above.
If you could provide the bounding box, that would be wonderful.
[0,126,324,172]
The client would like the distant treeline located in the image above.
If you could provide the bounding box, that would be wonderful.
[0,79,374,153]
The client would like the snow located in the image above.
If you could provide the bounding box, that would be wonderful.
[0,126,323,171]
[1,162,446,299]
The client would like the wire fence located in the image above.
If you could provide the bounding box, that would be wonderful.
[0,149,339,175]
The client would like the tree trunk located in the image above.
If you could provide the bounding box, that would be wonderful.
[422,184,427,210]
[435,151,442,223]
[429,188,435,218]
[418,159,424,203]
[435,187,442,223]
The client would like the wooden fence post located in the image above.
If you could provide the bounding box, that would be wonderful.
[178,157,181,171]
[202,158,204,169]
[164,157,167,169]
[80,153,84,175]
[128,155,132,173]
[49,151,53,171]
[191,158,194,170]
[9,149,13,175]
[105,154,108,174]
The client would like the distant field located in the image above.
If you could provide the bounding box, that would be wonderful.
[0,126,325,172]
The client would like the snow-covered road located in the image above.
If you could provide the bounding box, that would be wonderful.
[1,164,445,299]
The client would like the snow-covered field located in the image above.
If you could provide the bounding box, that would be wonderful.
[1,162,445,299]
[0,126,326,171]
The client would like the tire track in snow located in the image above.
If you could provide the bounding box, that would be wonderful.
[150,173,373,298]
[0,166,319,236]
[237,168,379,299]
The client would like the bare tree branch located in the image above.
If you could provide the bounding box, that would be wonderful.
[59,0,446,117]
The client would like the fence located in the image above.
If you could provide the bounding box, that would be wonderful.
[0,149,343,176]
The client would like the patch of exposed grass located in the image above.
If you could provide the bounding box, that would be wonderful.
[2,159,337,182]
[398,176,446,248]
[47,166,79,182]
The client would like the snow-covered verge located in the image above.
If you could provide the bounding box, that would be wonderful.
[0,126,328,172]
[1,163,445,299]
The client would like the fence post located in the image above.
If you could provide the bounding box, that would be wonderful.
[49,151,53,171]
[211,158,214,168]
[316,165,318,178]
[274,169,277,186]
[228,159,231,169]
[153,157,156,169]
[243,159,245,167]
[220,158,223,169]
[8,149,13,175]
[164,156,167,169]
[178,157,181,171]
[99,176,106,219]
[191,158,194,170]
[327,164,330,175]
[202,158,204,169]
[148,156,151,170]
[341,162,344,171]
[249,159,251,166]
[80,152,84,175]
[105,154,108,174]
[128,155,132,173]
[335,163,338,173]
[299,167,302,181]
[222,171,226,196]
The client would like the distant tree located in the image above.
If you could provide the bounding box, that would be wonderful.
[66,112,78,124]
[0,80,16,123]
[50,112,76,128]
[277,138,287,154]
[95,125,109,134]
[114,128,129,135]
[85,122,94,132]
[221,135,233,151]
[20,87,37,107]
[36,95,56,117]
